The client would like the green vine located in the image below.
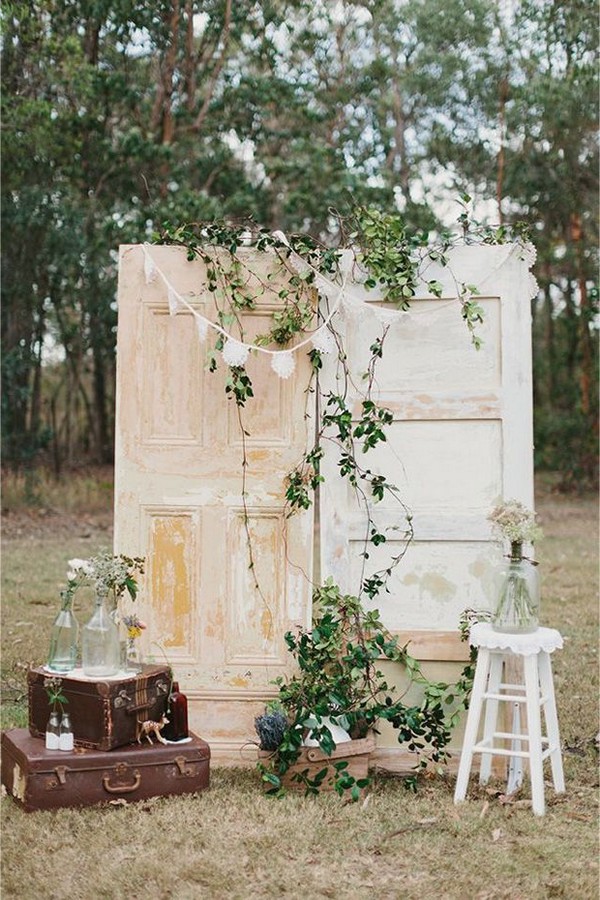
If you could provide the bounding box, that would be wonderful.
[152,207,529,795]
[257,580,468,798]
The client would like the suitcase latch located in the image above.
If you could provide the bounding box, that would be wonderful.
[175,755,193,777]
[54,766,68,785]
[113,689,132,709]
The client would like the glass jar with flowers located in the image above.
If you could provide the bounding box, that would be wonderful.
[488,500,543,634]
[121,614,146,673]
[67,553,145,677]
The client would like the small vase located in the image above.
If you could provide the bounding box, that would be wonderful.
[81,591,121,677]
[125,638,143,674]
[492,541,540,634]
[47,597,79,673]
[45,711,61,750]
[59,712,74,751]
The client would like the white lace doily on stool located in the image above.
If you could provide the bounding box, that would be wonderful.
[469,622,564,656]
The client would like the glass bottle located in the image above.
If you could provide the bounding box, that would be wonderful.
[81,589,121,677]
[45,711,60,750]
[162,682,189,742]
[492,541,540,634]
[59,712,74,751]
[47,595,79,674]
[125,637,143,674]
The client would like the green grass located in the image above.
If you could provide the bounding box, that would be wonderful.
[1,478,598,900]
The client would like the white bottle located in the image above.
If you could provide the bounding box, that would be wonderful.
[59,712,74,751]
[45,711,60,750]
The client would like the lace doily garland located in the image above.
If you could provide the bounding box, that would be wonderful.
[140,236,539,376]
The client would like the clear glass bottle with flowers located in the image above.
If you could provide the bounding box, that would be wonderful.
[47,572,80,674]
[121,614,146,673]
[488,500,543,634]
[67,553,145,677]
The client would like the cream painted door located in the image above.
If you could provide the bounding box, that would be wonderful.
[320,244,536,766]
[114,245,314,762]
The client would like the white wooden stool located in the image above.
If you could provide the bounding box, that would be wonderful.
[454,622,565,815]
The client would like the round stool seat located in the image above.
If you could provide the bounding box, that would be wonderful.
[470,622,564,656]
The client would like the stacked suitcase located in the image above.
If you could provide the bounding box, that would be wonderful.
[1,665,210,811]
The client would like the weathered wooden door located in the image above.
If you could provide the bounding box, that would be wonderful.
[319,244,536,767]
[114,245,314,762]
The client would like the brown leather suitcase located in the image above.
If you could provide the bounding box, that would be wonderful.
[1,728,210,812]
[28,664,171,751]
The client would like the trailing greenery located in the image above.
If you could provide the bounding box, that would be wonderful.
[257,580,469,799]
[151,211,492,796]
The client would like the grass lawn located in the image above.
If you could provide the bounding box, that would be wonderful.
[1,471,598,899]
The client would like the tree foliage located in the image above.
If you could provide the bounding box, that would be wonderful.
[1,0,597,483]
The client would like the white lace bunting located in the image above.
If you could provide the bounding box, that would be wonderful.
[194,315,209,342]
[222,338,250,367]
[144,253,157,284]
[271,352,295,379]
[167,286,183,316]
[311,327,336,354]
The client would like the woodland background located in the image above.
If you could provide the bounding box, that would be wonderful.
[2,0,598,488]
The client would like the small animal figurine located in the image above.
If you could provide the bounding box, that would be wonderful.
[137,713,169,745]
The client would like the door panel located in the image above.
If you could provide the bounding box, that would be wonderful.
[115,245,314,761]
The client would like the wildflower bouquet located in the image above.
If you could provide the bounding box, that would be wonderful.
[67,552,145,606]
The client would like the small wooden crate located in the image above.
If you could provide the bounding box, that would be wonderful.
[259,735,375,791]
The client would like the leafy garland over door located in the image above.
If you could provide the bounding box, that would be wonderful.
[149,207,535,792]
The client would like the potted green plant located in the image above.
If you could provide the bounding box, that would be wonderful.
[256,579,457,799]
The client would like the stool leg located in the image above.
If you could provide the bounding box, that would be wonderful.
[538,651,565,794]
[454,648,491,804]
[523,653,545,816]
[479,652,503,784]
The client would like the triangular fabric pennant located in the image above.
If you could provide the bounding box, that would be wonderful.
[311,327,336,354]
[372,305,400,325]
[194,315,209,342]
[271,351,295,379]
[341,294,369,321]
[168,286,183,316]
[222,338,250,367]
[144,252,157,284]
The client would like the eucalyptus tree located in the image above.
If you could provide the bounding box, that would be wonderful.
[2,0,596,482]
[426,0,598,484]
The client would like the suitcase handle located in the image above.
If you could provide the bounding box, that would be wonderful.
[102,769,141,794]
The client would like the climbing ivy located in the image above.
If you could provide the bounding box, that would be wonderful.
[154,208,530,794]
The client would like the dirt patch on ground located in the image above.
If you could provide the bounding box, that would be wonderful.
[1,508,114,541]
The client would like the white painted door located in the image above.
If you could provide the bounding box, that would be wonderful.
[114,245,314,762]
[320,244,535,655]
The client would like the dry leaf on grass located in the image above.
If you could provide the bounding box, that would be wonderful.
[491,828,504,842]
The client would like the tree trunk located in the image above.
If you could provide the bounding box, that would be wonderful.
[543,275,555,401]
[570,213,595,419]
[496,77,509,223]
[184,0,196,112]
[385,82,411,202]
